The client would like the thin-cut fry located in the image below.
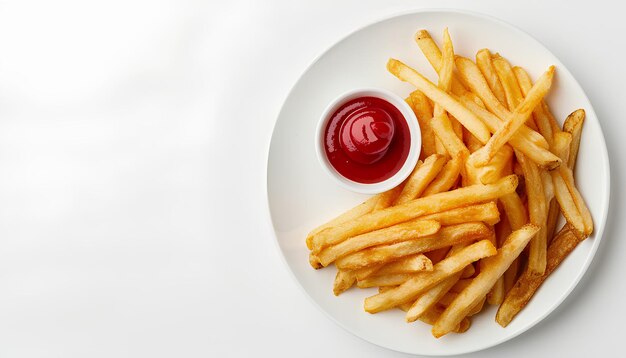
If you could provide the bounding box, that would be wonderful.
[513,66,555,148]
[364,240,497,313]
[423,154,463,195]
[419,305,471,333]
[496,226,583,326]
[492,54,525,111]
[519,153,548,275]
[431,114,470,158]
[499,192,528,230]
[375,254,435,276]
[316,220,440,267]
[469,66,556,167]
[336,222,491,270]
[358,273,420,288]
[374,184,405,211]
[414,29,468,95]
[406,273,462,322]
[465,144,513,185]
[395,154,446,204]
[476,49,507,106]
[333,270,357,296]
[563,109,585,170]
[420,202,500,226]
[387,58,491,143]
[409,90,438,157]
[432,224,539,337]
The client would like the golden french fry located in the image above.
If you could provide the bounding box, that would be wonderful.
[560,167,593,236]
[552,170,585,234]
[364,240,497,313]
[450,278,473,293]
[563,109,585,170]
[414,29,468,95]
[476,49,507,106]
[463,128,484,153]
[309,175,518,253]
[420,202,500,226]
[465,144,513,185]
[492,54,525,111]
[434,28,455,115]
[394,154,446,204]
[467,296,486,316]
[499,191,528,230]
[306,195,379,249]
[406,273,462,322]
[461,263,476,278]
[432,224,539,337]
[335,222,491,270]
[496,225,583,326]
[418,304,471,333]
[513,66,556,148]
[425,247,450,264]
[518,153,548,275]
[316,220,441,267]
[422,154,463,196]
[437,292,459,307]
[374,183,405,211]
[487,271,505,305]
[470,66,556,167]
[374,254,435,276]
[387,58,491,143]
[358,273,420,288]
[431,114,470,158]
[333,270,357,296]
[409,90,438,157]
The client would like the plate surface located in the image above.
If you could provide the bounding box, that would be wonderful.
[266,9,610,356]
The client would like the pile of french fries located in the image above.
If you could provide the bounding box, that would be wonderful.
[306,28,593,338]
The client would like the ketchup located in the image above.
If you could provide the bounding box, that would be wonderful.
[324,96,411,184]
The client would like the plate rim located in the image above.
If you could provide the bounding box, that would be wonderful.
[264,7,611,356]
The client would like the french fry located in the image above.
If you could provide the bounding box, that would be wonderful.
[450,278,473,293]
[406,273,462,322]
[518,153,548,275]
[563,109,585,170]
[422,154,463,196]
[374,254,435,276]
[335,222,491,270]
[560,167,593,236]
[434,28,455,116]
[487,270,505,305]
[333,270,357,296]
[513,66,556,148]
[469,66,556,167]
[463,128,484,153]
[476,49,507,106]
[432,224,539,337]
[374,184,405,211]
[387,58,491,143]
[467,296,486,316]
[499,191,528,230]
[461,263,476,278]
[409,90,438,157]
[419,305,471,333]
[425,247,450,264]
[394,154,446,204]
[309,175,518,253]
[306,195,379,249]
[465,144,513,185]
[492,54,525,112]
[364,240,497,313]
[316,220,441,267]
[358,273,420,288]
[414,29,468,96]
[496,225,583,326]
[431,114,470,159]
[420,202,500,226]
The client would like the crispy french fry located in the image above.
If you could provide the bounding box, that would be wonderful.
[306,195,379,249]
[309,175,519,253]
[496,225,583,326]
[406,273,462,322]
[422,155,463,196]
[470,66,556,167]
[358,273,420,288]
[552,170,584,234]
[465,144,513,185]
[437,292,459,307]
[414,29,468,95]
[335,222,491,270]
[333,270,357,296]
[364,240,497,313]
[560,167,593,236]
[513,66,556,148]
[499,191,528,230]
[394,154,446,204]
[461,263,476,278]
[563,109,585,170]
[374,184,405,211]
[374,254,435,276]
[431,114,470,158]
[432,224,539,337]
[463,128,484,153]
[317,220,440,267]
[476,49,507,106]
[387,58,491,143]
[419,305,471,333]
[487,270,505,305]
[409,90,438,157]
[467,296,486,316]
[425,247,450,264]
[519,153,548,275]
[420,201,500,226]
[450,278,473,293]
[492,54,525,112]
[434,28,455,116]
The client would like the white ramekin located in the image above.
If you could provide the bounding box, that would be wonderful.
[315,88,421,194]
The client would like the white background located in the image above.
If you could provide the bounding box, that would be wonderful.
[0,0,623,357]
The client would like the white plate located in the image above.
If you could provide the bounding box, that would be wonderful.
[266,9,610,356]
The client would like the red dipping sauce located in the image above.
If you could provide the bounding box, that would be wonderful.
[324,96,411,184]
